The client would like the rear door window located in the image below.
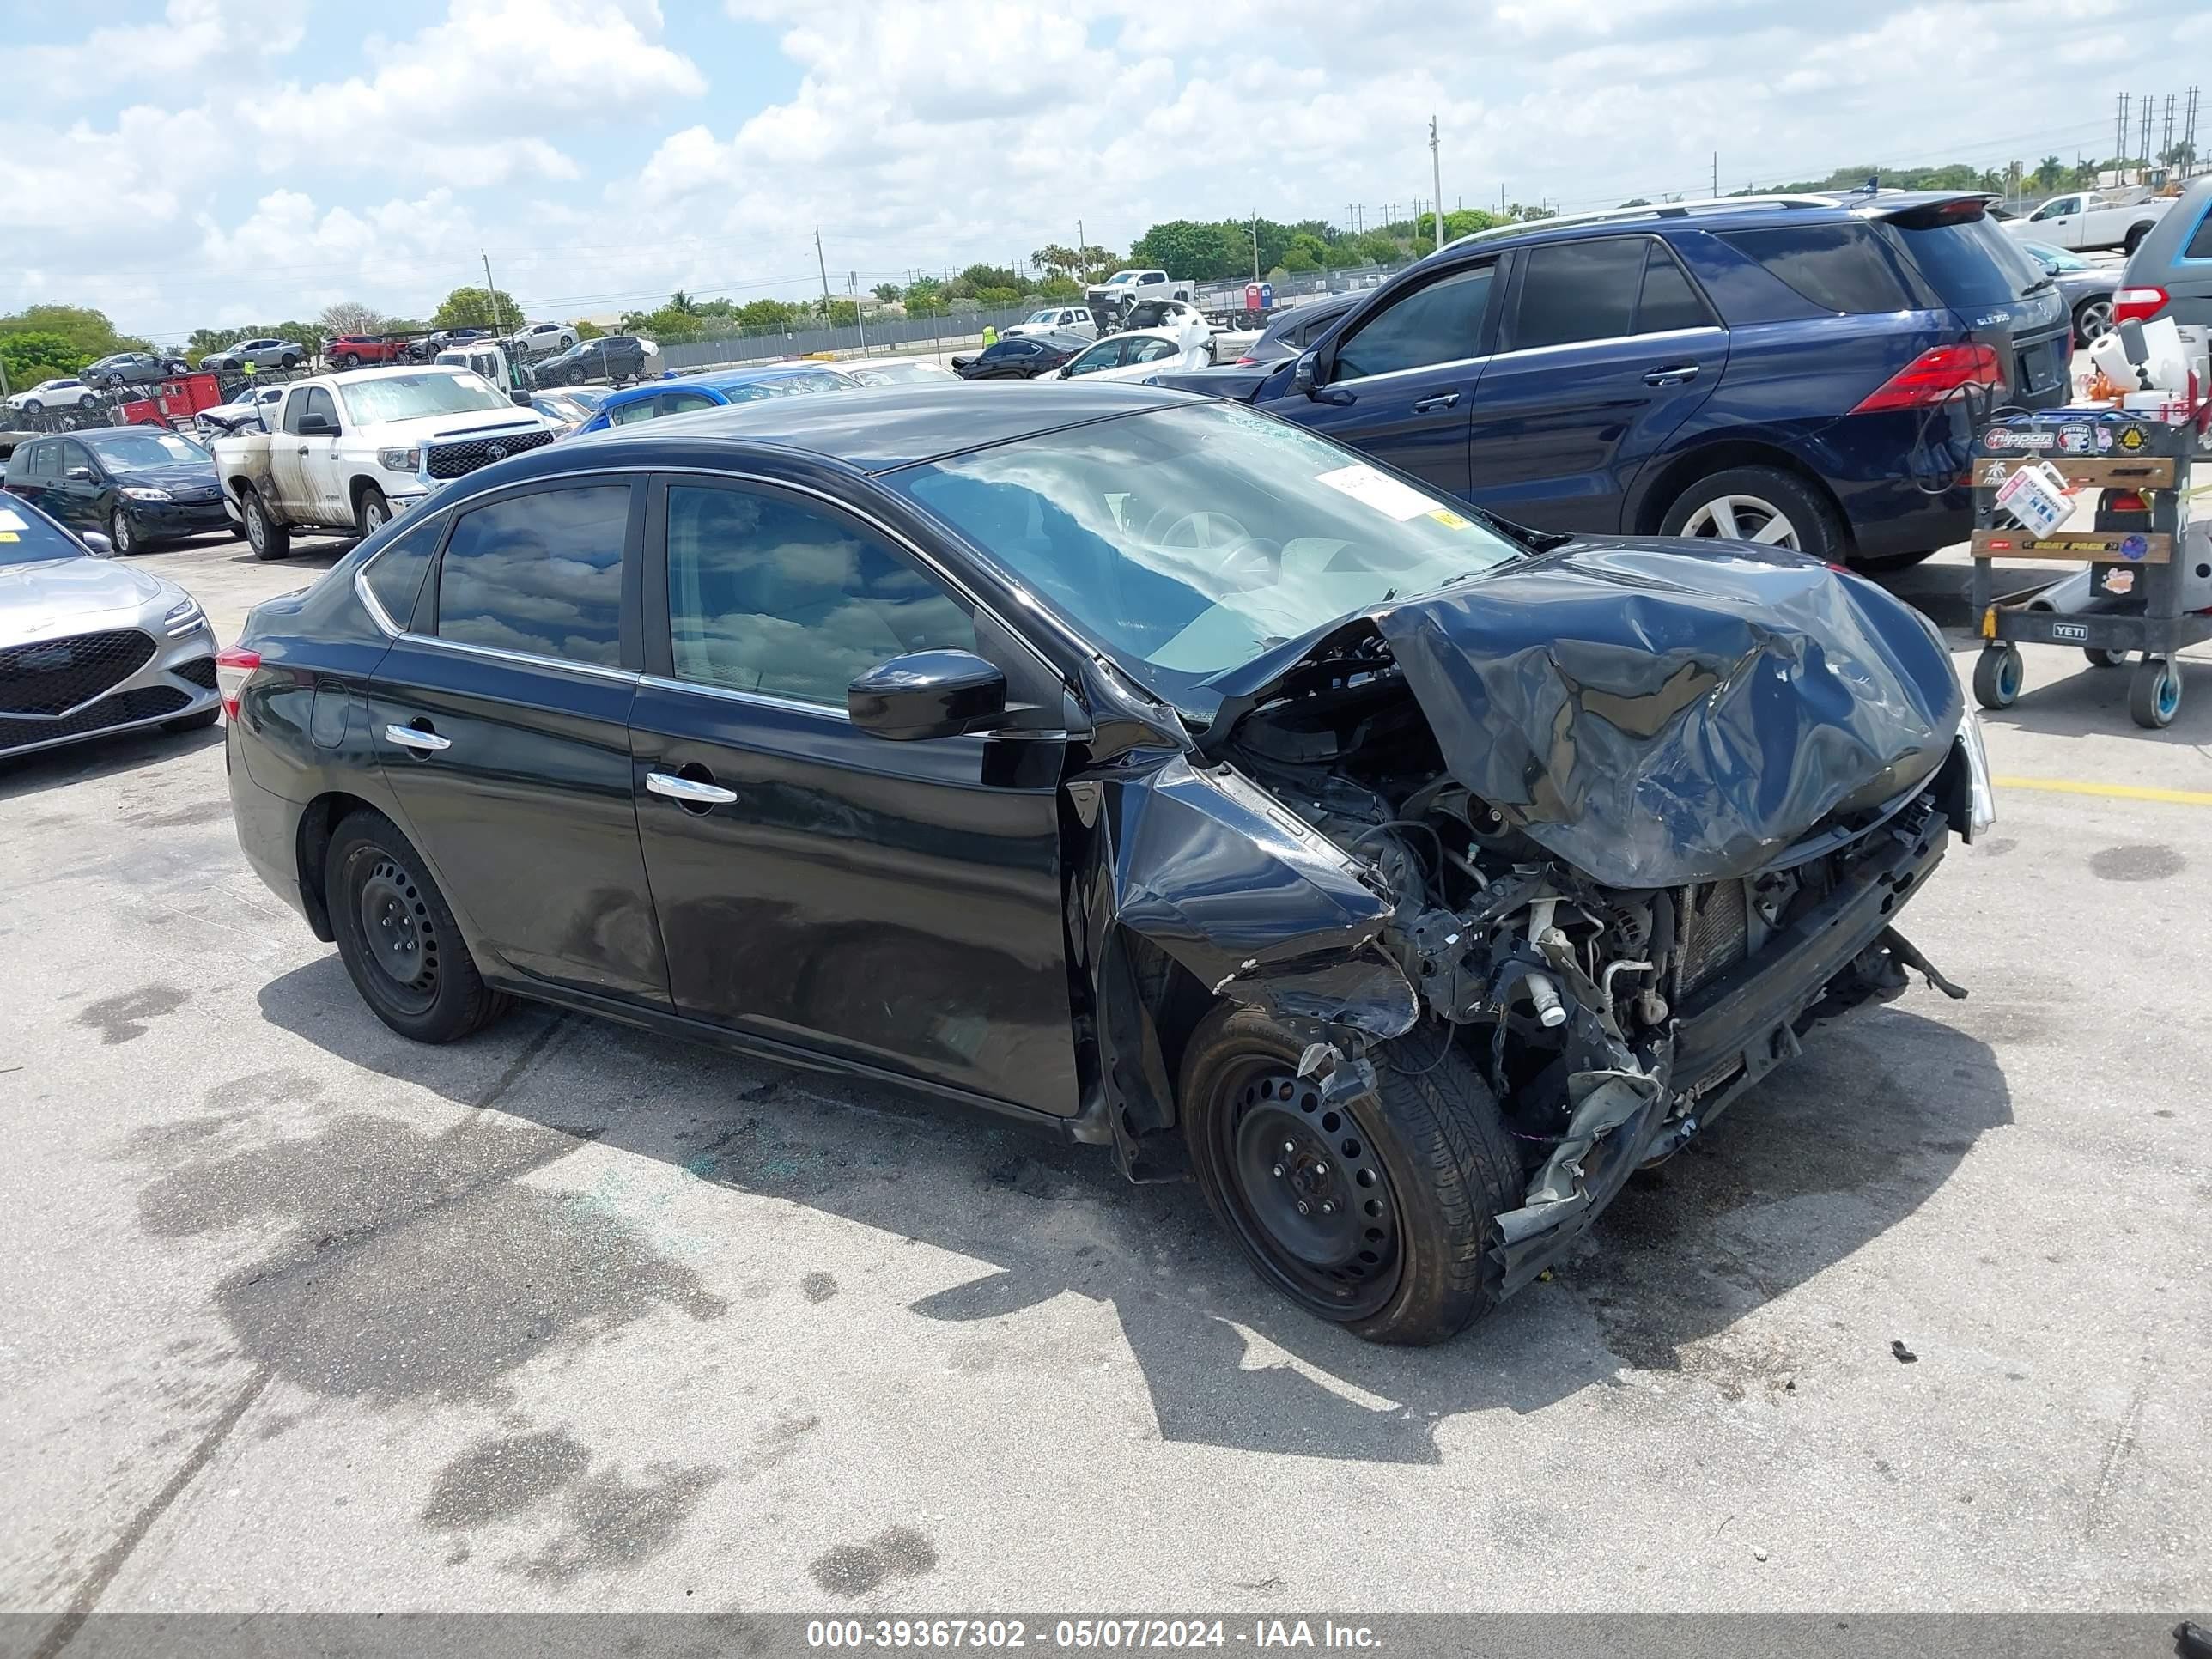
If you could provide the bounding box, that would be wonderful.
[1637,242,1717,331]
[435,483,630,667]
[1511,237,1647,349]
[611,397,661,426]
[1713,223,1912,313]
[2185,209,2212,260]
[1333,264,1494,379]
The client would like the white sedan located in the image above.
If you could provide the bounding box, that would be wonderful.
[195,382,288,436]
[7,378,100,413]
[1045,329,1210,384]
[1119,297,1212,356]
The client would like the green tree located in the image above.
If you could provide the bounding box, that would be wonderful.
[431,286,520,331]
[1351,230,1406,265]
[738,298,803,329]
[958,264,1021,293]
[669,290,697,315]
[902,277,948,319]
[1036,275,1082,301]
[974,286,1021,307]
[872,282,904,302]
[2035,155,2065,192]
[2166,140,2197,171]
[1286,231,1333,266]
[1,304,149,370]
[574,319,605,341]
[1030,245,1079,279]
[1129,219,1248,281]
[1076,246,1120,280]
[0,331,84,389]
[813,298,860,325]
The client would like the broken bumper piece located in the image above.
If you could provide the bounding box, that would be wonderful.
[1491,817,1958,1297]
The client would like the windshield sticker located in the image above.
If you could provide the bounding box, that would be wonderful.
[1426,507,1474,530]
[1316,462,1440,521]
[0,532,18,543]
[0,509,26,532]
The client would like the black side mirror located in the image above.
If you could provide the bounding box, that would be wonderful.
[296,412,337,435]
[511,390,532,406]
[1291,349,1320,396]
[848,650,1008,741]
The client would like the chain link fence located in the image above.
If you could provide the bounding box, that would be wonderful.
[653,303,1041,373]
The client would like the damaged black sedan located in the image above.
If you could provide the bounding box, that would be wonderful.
[224,384,1994,1345]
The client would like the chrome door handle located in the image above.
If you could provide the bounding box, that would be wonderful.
[1644,365,1700,386]
[1411,390,1462,412]
[384,724,451,752]
[647,771,738,805]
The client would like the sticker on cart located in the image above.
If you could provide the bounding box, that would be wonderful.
[2103,568,2136,595]
[2118,425,2150,453]
[2057,425,2094,454]
[2095,427,2116,452]
[1984,426,2056,451]
[1980,459,2009,486]
[2051,622,2090,641]
[2120,533,2150,561]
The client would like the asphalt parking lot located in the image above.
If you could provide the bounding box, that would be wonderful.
[2,525,2207,1625]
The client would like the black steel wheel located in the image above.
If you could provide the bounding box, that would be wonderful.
[1179,1005,1522,1345]
[327,809,510,1043]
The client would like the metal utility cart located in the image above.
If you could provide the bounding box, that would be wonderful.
[1967,408,2212,729]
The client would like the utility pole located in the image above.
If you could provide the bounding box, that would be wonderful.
[1712,150,1719,197]
[482,251,509,342]
[2187,85,2201,171]
[1249,213,1260,281]
[1430,113,1445,252]
[848,270,867,356]
[813,228,834,325]
[2118,91,2130,178]
[2140,93,2154,182]
[2165,93,2178,168]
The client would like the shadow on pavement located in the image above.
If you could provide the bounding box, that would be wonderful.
[0,720,222,803]
[247,954,2012,1464]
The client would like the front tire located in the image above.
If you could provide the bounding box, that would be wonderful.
[1179,1006,1522,1345]
[356,483,391,536]
[1660,464,1845,564]
[240,486,290,562]
[327,810,510,1043]
[108,507,137,555]
[21,400,40,415]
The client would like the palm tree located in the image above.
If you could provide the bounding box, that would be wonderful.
[2035,155,2064,192]
[1031,244,1078,279]
[669,290,697,315]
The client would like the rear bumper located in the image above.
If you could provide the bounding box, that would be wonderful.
[1491,816,1951,1295]
[227,732,312,925]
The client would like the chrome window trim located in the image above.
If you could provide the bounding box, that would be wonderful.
[353,566,402,638]
[639,672,849,720]
[398,630,639,684]
[1486,322,1729,366]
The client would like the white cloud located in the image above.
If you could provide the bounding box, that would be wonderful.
[14,0,307,90]
[5,0,2206,339]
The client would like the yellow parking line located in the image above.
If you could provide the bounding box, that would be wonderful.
[1993,775,2212,807]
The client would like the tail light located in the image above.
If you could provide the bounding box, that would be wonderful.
[214,646,261,721]
[1850,343,2003,414]
[2113,285,2169,325]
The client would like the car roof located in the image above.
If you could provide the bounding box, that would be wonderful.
[555,380,1196,474]
[695,363,854,386]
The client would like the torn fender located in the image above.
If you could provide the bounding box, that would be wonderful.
[1088,753,1419,1040]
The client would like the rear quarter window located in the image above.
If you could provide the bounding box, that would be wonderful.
[1714,223,1912,313]
[1876,214,2045,307]
[361,510,442,631]
[2184,206,2212,260]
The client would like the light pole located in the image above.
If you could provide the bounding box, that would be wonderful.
[1430,115,1444,252]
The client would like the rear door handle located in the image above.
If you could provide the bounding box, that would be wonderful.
[1644,365,1700,386]
[384,723,451,753]
[647,770,738,806]
[1411,390,1462,412]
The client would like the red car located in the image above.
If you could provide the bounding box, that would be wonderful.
[325,335,405,367]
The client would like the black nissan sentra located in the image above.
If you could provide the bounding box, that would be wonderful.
[221,384,1995,1344]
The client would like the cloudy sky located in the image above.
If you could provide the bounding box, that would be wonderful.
[9,0,2208,342]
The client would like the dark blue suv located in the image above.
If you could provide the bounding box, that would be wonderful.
[1161,193,2068,570]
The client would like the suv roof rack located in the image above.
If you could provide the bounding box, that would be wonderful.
[1442,194,1839,251]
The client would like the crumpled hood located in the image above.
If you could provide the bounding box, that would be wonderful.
[1228,537,1964,889]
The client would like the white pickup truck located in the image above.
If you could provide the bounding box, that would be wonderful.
[2005,188,2173,254]
[1085,268,1195,330]
[211,366,560,560]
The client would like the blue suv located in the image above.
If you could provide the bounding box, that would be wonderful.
[1162,193,2069,570]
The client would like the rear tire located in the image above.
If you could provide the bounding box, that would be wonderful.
[1179,1006,1522,1345]
[2124,222,2153,255]
[327,809,511,1043]
[338,352,359,368]
[240,486,290,562]
[1660,465,1846,564]
[280,353,300,369]
[2086,646,2129,668]
[2074,297,2115,345]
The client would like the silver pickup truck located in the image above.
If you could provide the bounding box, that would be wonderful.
[211,366,561,560]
